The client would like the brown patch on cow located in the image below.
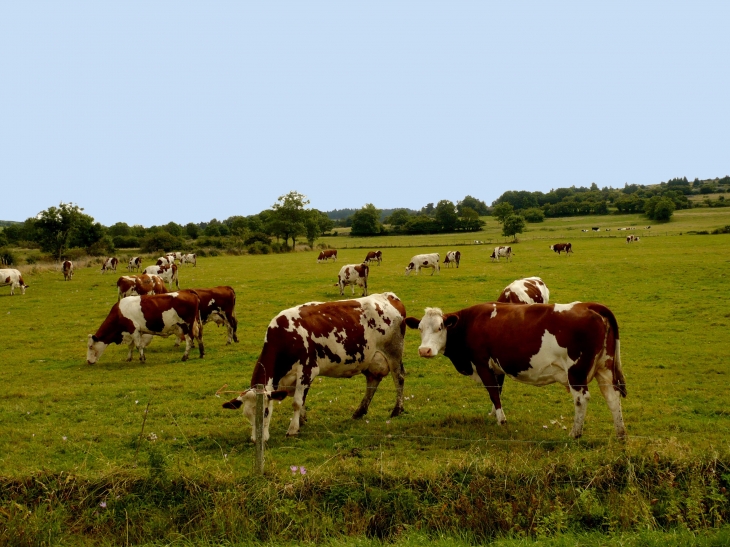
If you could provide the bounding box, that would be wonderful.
[223,398,243,409]
[5,276,10,284]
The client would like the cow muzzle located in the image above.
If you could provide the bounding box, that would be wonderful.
[418,346,435,358]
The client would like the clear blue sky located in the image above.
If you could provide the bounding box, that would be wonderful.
[1,2,728,226]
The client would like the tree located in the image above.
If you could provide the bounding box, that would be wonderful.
[34,203,98,260]
[522,208,545,223]
[269,191,310,249]
[502,214,526,241]
[164,222,182,237]
[457,195,489,216]
[384,209,411,227]
[108,222,131,237]
[492,202,514,225]
[434,200,459,232]
[458,206,483,231]
[652,197,676,221]
[185,223,199,239]
[315,211,334,235]
[350,204,382,236]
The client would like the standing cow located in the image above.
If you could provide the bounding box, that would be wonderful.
[364,250,382,265]
[117,274,168,301]
[497,277,549,304]
[336,263,369,296]
[87,292,204,364]
[178,287,238,345]
[490,246,512,262]
[62,260,74,281]
[128,257,142,272]
[223,293,407,441]
[550,243,573,255]
[405,302,627,439]
[0,269,28,295]
[143,264,179,289]
[180,253,197,267]
[405,253,440,276]
[317,249,338,263]
[443,250,461,268]
[101,257,118,274]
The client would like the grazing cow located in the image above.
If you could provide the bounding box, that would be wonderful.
[222,293,407,441]
[550,243,573,255]
[592,227,600,231]
[581,229,589,232]
[317,249,338,263]
[87,292,204,364]
[128,257,142,272]
[605,229,611,232]
[490,246,512,262]
[101,257,118,274]
[143,264,179,289]
[364,250,382,266]
[405,302,627,439]
[474,240,483,244]
[62,260,73,281]
[645,226,651,230]
[156,256,174,267]
[405,253,440,276]
[497,277,550,305]
[336,263,369,296]
[443,250,461,268]
[177,286,238,345]
[0,269,28,295]
[117,274,168,301]
[626,235,640,243]
[181,253,197,267]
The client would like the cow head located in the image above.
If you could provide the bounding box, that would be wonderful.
[405,308,458,358]
[404,262,415,276]
[86,334,108,364]
[223,388,288,442]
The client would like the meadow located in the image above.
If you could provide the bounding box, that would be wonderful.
[1,208,729,546]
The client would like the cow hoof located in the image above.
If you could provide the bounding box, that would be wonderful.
[351,410,367,420]
[181,355,189,362]
[390,407,404,418]
[285,431,299,437]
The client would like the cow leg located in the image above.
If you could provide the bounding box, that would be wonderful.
[352,371,383,419]
[181,327,192,361]
[567,383,591,439]
[487,374,506,416]
[286,378,309,436]
[389,361,406,418]
[474,364,506,424]
[126,339,135,362]
[595,368,627,439]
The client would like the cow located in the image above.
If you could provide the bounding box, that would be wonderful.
[550,243,573,255]
[156,256,174,267]
[405,302,627,439]
[592,227,600,231]
[62,260,73,281]
[490,246,512,262]
[497,277,550,305]
[363,250,382,266]
[181,253,197,267]
[405,253,440,276]
[128,257,142,272]
[0,269,28,295]
[336,263,369,296]
[626,235,640,243]
[101,257,118,274]
[143,264,179,289]
[222,293,407,441]
[581,229,589,232]
[116,274,168,301]
[317,249,338,263]
[176,286,238,345]
[645,226,651,230]
[617,228,624,231]
[474,240,483,244]
[86,291,204,364]
[443,250,461,268]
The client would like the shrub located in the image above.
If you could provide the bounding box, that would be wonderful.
[247,242,271,255]
[271,242,284,253]
[62,248,88,261]
[25,255,39,265]
[522,208,545,223]
[244,232,272,245]
[87,237,115,256]
[712,225,730,234]
[140,232,183,253]
[0,248,17,265]
[112,236,140,249]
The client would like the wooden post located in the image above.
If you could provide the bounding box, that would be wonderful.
[255,384,265,474]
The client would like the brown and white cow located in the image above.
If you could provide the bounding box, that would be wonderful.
[116,274,168,301]
[626,235,640,243]
[317,249,338,263]
[128,257,142,272]
[179,287,238,345]
[405,302,627,439]
[156,256,175,267]
[62,260,74,281]
[550,243,573,255]
[223,292,407,441]
[405,253,440,276]
[0,269,28,295]
[497,277,549,304]
[87,292,204,364]
[443,250,461,268]
[101,257,118,274]
[363,250,382,266]
[143,264,179,289]
[336,263,369,296]
[490,246,512,262]
[180,253,197,267]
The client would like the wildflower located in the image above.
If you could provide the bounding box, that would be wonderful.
[543,425,548,429]
[135,401,139,404]
[290,466,298,474]
[99,501,107,509]
[386,420,390,424]
[147,432,157,442]
[62,436,67,441]
[300,467,307,475]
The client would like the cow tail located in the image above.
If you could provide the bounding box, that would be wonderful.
[588,303,626,398]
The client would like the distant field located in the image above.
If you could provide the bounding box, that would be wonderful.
[1,209,729,544]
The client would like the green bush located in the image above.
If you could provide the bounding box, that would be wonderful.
[244,232,272,245]
[63,248,88,261]
[523,208,545,223]
[25,255,39,265]
[140,232,183,253]
[112,236,140,249]
[247,242,271,255]
[0,248,16,266]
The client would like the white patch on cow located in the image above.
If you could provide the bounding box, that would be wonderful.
[169,292,179,298]
[470,363,483,384]
[208,298,215,306]
[489,357,505,375]
[490,305,497,319]
[519,330,574,386]
[553,302,580,313]
[494,408,506,425]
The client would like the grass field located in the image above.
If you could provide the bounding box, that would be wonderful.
[1,208,729,545]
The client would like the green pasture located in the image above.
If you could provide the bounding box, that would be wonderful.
[1,208,729,545]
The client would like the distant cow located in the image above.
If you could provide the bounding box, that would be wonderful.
[117,274,168,301]
[490,246,512,262]
[222,293,407,440]
[180,253,197,267]
[626,235,640,243]
[156,256,174,267]
[364,250,382,266]
[101,257,118,274]
[405,253,440,276]
[128,257,142,272]
[62,260,73,281]
[645,226,651,230]
[178,286,238,345]
[317,249,338,263]
[337,263,369,296]
[443,250,461,268]
[405,302,627,439]
[0,269,28,295]
[592,227,600,231]
[550,243,573,255]
[497,277,550,304]
[143,264,179,289]
[581,229,589,232]
[87,291,204,364]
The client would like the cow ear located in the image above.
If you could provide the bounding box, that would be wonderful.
[268,390,288,401]
[405,317,421,329]
[222,398,243,410]
[444,315,459,329]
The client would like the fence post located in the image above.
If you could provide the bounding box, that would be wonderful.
[255,383,265,475]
